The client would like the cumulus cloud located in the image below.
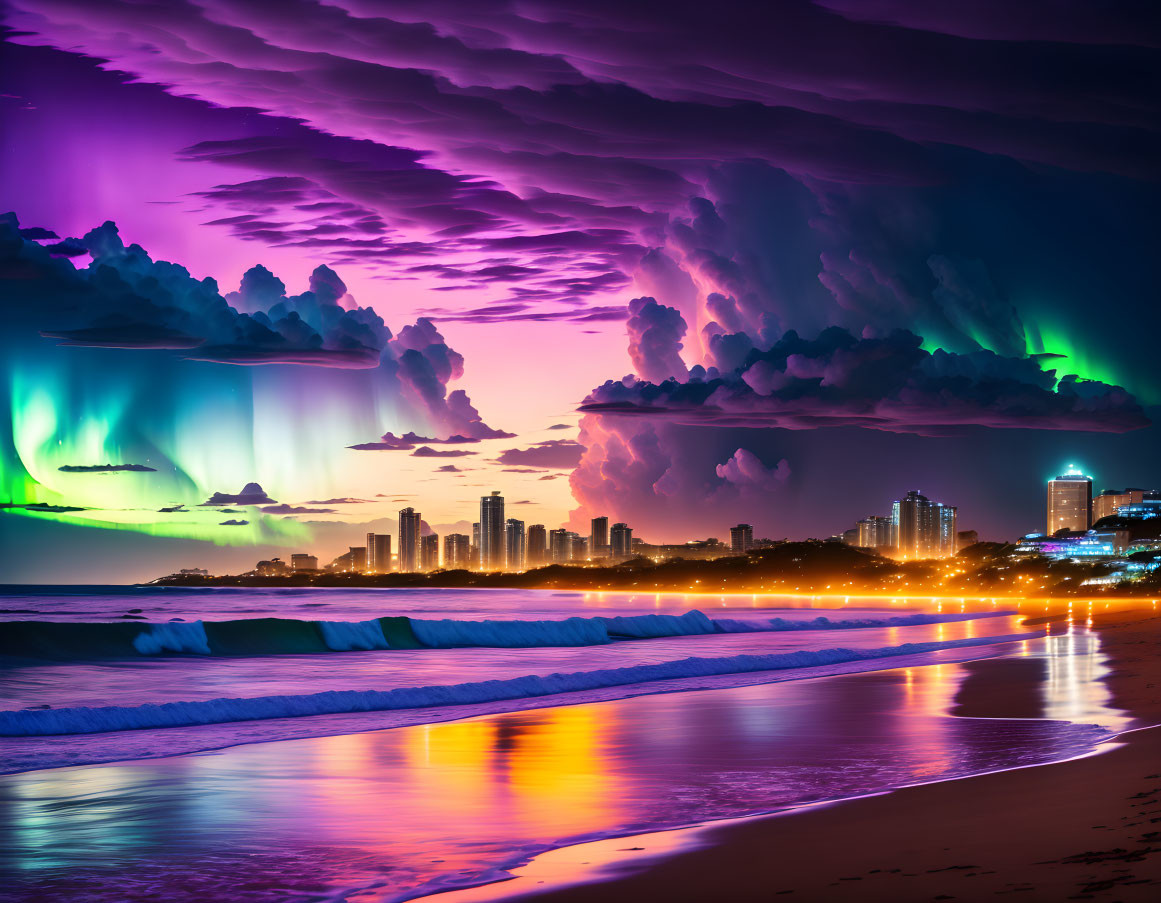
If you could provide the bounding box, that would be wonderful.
[495,440,587,469]
[625,296,688,382]
[199,483,276,506]
[582,327,1147,435]
[715,449,791,492]
[57,463,156,473]
[2,214,511,450]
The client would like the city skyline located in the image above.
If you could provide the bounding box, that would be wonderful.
[233,463,1161,579]
[2,5,1159,585]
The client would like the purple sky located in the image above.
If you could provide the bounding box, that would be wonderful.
[1,2,1159,580]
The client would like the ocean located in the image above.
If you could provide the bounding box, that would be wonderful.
[0,587,1123,901]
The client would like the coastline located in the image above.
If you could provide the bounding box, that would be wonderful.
[436,611,1161,901]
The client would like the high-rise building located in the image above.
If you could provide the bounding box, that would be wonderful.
[856,515,894,551]
[444,533,471,569]
[570,533,586,561]
[549,528,571,562]
[1092,488,1151,522]
[329,546,366,572]
[590,516,609,558]
[1047,466,1092,535]
[527,524,547,566]
[366,533,392,573]
[419,533,440,571]
[480,491,506,570]
[471,521,481,569]
[290,553,318,571]
[729,523,753,553]
[891,491,955,559]
[610,522,633,558]
[938,505,957,557]
[505,518,526,570]
[398,507,422,572]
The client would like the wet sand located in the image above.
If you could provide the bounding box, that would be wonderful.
[461,611,1161,902]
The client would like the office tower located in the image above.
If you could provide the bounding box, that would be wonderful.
[420,533,440,571]
[570,533,586,561]
[729,524,753,553]
[444,533,470,569]
[471,521,481,569]
[505,518,526,570]
[549,528,571,562]
[398,507,422,572]
[891,490,951,559]
[590,516,609,558]
[479,491,505,570]
[290,553,318,571]
[856,515,894,551]
[1092,488,1150,522]
[527,524,547,566]
[610,522,633,558]
[1047,466,1092,534]
[366,533,391,573]
[938,505,957,557]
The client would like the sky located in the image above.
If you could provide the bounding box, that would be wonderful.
[1,1,1159,582]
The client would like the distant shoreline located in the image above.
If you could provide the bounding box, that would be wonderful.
[147,541,1161,598]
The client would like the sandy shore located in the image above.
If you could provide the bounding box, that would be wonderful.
[450,611,1161,902]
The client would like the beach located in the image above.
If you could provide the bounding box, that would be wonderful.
[444,610,1161,902]
[1,591,1157,902]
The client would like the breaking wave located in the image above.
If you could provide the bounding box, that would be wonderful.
[0,634,1025,736]
[0,610,1015,660]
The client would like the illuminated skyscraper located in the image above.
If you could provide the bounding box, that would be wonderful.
[398,507,421,572]
[549,528,571,562]
[590,516,609,558]
[729,524,753,553]
[505,518,526,570]
[1047,466,1092,534]
[527,524,547,566]
[479,492,505,570]
[419,533,440,571]
[938,505,958,557]
[366,533,392,573]
[471,521,480,569]
[856,516,894,551]
[891,491,955,559]
[610,522,633,558]
[444,533,470,569]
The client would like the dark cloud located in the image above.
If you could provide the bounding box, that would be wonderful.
[546,423,572,430]
[219,519,250,526]
[199,483,277,506]
[1,214,511,445]
[582,325,1147,435]
[436,464,462,472]
[57,463,156,473]
[495,440,586,468]
[303,497,370,504]
[411,446,477,457]
[259,504,337,515]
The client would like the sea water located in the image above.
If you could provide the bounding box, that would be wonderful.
[0,586,1123,902]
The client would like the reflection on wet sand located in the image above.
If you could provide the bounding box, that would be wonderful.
[0,629,1124,902]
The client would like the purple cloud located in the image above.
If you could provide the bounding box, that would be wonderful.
[495,440,586,469]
